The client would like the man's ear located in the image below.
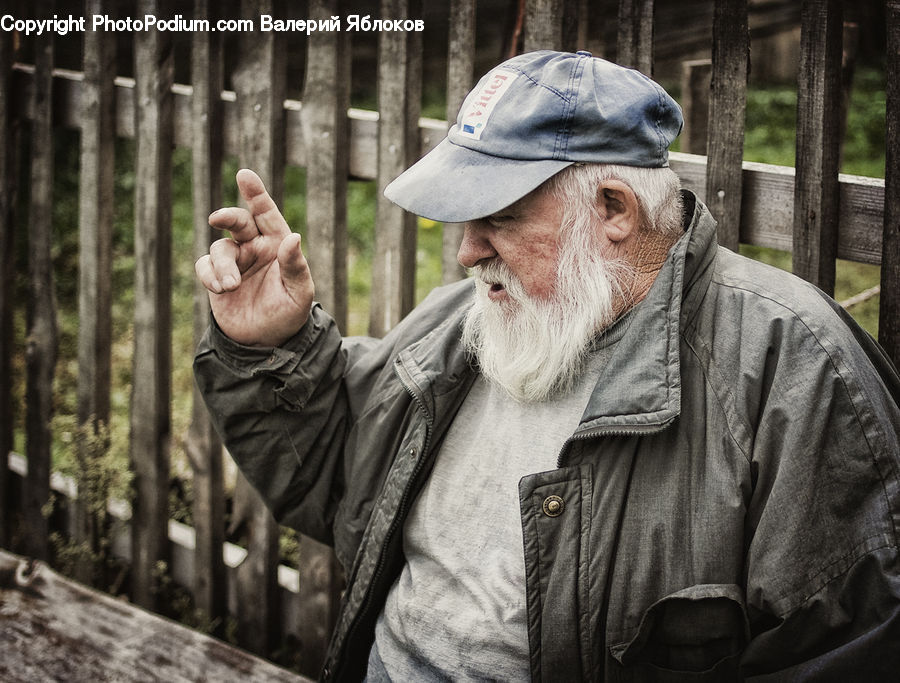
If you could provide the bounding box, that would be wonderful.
[596,180,640,243]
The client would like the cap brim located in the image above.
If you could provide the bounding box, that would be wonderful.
[383,136,573,223]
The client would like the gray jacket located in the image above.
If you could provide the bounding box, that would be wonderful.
[195,192,900,681]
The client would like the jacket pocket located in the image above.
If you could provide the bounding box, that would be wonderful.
[609,583,748,681]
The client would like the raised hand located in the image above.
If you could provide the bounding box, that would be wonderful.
[195,169,315,347]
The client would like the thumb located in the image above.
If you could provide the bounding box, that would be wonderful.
[277,232,315,306]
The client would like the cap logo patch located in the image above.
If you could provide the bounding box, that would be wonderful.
[458,68,517,140]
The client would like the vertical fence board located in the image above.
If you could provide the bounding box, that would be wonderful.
[881,2,900,366]
[130,0,174,609]
[680,59,711,156]
[188,0,226,626]
[232,0,285,655]
[442,0,476,285]
[296,0,348,672]
[524,0,563,52]
[24,29,57,563]
[705,0,748,250]
[793,0,843,294]
[0,23,16,548]
[74,0,116,584]
[303,0,350,331]
[617,0,654,75]
[370,0,422,337]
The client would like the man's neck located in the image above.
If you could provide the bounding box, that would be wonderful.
[613,228,682,318]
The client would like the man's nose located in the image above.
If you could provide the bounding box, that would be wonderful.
[457,221,497,269]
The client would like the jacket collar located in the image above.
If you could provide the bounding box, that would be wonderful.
[577,190,718,433]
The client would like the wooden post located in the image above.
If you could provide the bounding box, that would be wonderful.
[524,0,563,52]
[793,0,842,294]
[680,59,711,156]
[24,27,57,564]
[188,0,227,627]
[705,0,748,250]
[231,0,285,655]
[881,1,900,366]
[130,0,174,610]
[303,0,350,331]
[0,18,17,549]
[74,0,116,585]
[370,0,423,337]
[617,0,654,76]
[295,0,348,671]
[442,0,476,285]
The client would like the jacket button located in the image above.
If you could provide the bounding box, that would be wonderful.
[542,495,564,517]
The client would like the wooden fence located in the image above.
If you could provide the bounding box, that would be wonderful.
[0,0,897,677]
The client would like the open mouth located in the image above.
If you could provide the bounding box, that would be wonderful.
[486,281,507,301]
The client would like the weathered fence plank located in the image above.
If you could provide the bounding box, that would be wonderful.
[296,0,348,673]
[0,548,311,682]
[442,0,476,285]
[73,0,116,585]
[617,0,654,75]
[524,0,563,52]
[882,1,900,366]
[793,0,843,294]
[232,0,286,655]
[705,0,748,249]
[188,0,227,627]
[680,59,711,156]
[669,153,885,266]
[130,0,175,610]
[0,19,17,549]
[371,0,423,336]
[24,28,57,564]
[303,0,351,331]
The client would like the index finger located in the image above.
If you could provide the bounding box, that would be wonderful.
[236,168,291,238]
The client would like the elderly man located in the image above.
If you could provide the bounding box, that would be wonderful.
[194,51,900,681]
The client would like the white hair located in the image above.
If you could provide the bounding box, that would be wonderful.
[546,162,684,238]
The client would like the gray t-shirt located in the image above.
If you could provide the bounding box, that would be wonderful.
[368,316,632,681]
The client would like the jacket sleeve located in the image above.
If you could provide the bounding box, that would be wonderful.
[193,303,365,548]
[739,309,900,679]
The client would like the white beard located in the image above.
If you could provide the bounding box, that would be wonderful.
[461,230,634,404]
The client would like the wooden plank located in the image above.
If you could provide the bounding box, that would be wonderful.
[442,0,476,285]
[524,0,563,52]
[296,0,347,673]
[669,152,886,266]
[370,0,423,336]
[617,0,654,75]
[881,1,900,366]
[188,0,227,628]
[680,59,711,156]
[705,0,748,250]
[303,0,350,331]
[231,0,285,655]
[24,27,57,564]
[130,0,174,610]
[793,0,843,294]
[74,0,116,585]
[0,18,17,548]
[0,549,311,682]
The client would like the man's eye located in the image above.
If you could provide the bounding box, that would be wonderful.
[488,214,515,227]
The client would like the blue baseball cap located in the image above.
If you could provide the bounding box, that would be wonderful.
[384,50,683,223]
